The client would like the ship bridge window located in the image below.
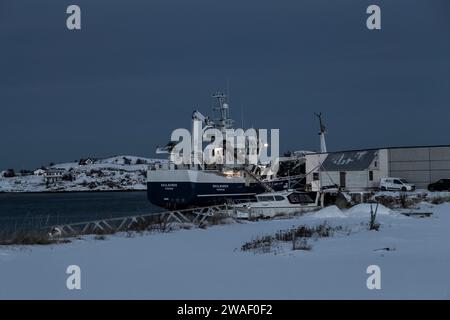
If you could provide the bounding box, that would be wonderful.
[274,196,285,201]
[288,193,314,204]
[257,196,275,202]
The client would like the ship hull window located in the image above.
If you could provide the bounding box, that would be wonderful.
[288,193,314,204]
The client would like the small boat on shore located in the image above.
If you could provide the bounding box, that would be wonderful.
[232,190,321,219]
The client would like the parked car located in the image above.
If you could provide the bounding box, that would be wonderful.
[380,178,415,191]
[428,179,450,192]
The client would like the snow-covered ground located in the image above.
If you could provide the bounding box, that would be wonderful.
[1,202,449,299]
[0,156,164,193]
[375,189,450,200]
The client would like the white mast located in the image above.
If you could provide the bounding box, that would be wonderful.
[314,112,327,153]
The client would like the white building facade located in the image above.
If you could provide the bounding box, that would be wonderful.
[305,145,450,191]
[44,168,66,183]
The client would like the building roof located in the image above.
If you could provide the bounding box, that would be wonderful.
[321,150,377,171]
[45,168,66,173]
[307,144,450,156]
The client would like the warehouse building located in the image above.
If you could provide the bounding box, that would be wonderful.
[305,145,450,191]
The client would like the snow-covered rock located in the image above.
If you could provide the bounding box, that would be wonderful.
[313,205,347,218]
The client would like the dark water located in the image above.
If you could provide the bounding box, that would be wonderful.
[0,191,162,232]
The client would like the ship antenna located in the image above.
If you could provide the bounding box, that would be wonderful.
[212,91,234,131]
[226,77,231,103]
[241,104,244,129]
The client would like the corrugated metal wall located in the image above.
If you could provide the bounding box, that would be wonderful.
[388,146,450,188]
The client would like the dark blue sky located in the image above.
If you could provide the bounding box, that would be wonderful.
[1,0,449,170]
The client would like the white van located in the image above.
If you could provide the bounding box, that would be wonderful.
[380,178,415,191]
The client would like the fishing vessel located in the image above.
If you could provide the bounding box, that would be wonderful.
[147,92,306,209]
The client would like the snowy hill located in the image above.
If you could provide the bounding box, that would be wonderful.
[0,155,165,193]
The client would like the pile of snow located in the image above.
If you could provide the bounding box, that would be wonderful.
[345,203,398,217]
[432,202,450,218]
[314,205,347,218]
[312,203,399,219]
[312,203,398,219]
